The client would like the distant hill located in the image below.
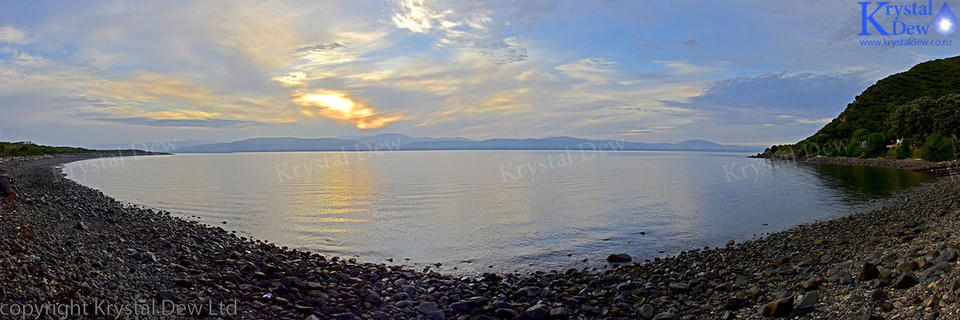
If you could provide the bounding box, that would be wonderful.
[175,134,760,153]
[765,56,960,161]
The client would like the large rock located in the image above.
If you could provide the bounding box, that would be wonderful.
[668,282,690,291]
[761,297,793,317]
[548,307,570,320]
[936,251,958,263]
[639,304,656,318]
[895,260,918,273]
[606,253,632,263]
[796,279,822,290]
[524,304,548,319]
[893,273,919,289]
[796,291,819,308]
[155,290,176,302]
[495,308,518,318]
[652,312,678,320]
[449,301,474,313]
[724,297,748,310]
[859,262,879,281]
[788,291,818,317]
[418,302,439,314]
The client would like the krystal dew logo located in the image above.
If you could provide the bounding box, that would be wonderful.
[858,1,956,35]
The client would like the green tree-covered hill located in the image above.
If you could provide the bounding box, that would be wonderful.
[766,56,960,161]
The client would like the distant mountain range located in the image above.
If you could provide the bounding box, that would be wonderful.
[172,134,761,153]
[88,140,217,153]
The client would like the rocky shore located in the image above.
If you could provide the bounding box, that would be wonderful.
[796,156,960,175]
[2,155,959,319]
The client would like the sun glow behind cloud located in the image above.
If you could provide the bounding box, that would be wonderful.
[293,90,402,129]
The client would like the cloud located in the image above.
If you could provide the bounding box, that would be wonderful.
[86,72,215,103]
[389,0,532,64]
[555,58,617,85]
[666,71,870,130]
[677,37,698,48]
[654,60,715,75]
[93,117,256,128]
[781,116,833,125]
[625,126,673,134]
[273,71,308,86]
[293,42,357,67]
[292,42,345,54]
[91,106,221,120]
[293,90,402,129]
[210,4,303,71]
[688,71,869,116]
[0,25,28,44]
[632,35,662,50]
[617,105,698,117]
[71,72,302,127]
[480,43,528,65]
[390,0,442,33]
[419,86,530,126]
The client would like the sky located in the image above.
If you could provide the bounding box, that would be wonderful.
[0,0,958,147]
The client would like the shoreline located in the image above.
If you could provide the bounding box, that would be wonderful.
[1,155,958,319]
[767,155,960,176]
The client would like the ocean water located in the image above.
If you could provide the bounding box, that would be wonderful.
[63,151,934,274]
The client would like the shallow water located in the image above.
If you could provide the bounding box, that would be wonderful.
[64,151,933,274]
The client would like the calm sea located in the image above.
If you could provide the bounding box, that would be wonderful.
[63,151,933,274]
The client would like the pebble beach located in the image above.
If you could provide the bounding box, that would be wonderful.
[1,154,959,319]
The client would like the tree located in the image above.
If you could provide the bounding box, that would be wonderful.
[864,133,888,158]
[896,138,912,159]
[890,96,935,138]
[922,134,956,162]
[851,128,870,142]
[932,93,960,137]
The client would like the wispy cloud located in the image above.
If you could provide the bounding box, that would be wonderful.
[654,60,715,75]
[0,25,28,44]
[555,58,617,85]
[389,0,531,64]
[625,126,673,134]
[210,4,303,71]
[273,72,308,87]
[94,117,257,128]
